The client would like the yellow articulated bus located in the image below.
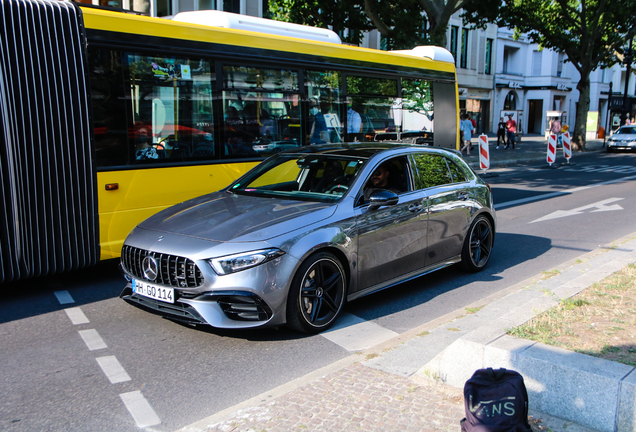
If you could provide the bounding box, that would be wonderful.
[0,0,458,284]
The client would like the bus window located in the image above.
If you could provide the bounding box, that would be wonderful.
[346,75,398,142]
[305,70,344,144]
[400,79,434,133]
[124,54,216,163]
[90,48,129,167]
[221,65,301,157]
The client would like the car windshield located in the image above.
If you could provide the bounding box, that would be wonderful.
[229,154,367,202]
[617,127,636,135]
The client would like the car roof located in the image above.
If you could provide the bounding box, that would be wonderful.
[283,142,459,158]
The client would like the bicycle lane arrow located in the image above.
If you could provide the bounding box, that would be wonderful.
[530,197,624,223]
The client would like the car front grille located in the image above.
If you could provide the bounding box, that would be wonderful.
[121,245,204,288]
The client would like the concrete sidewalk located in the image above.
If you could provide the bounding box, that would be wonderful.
[176,137,633,432]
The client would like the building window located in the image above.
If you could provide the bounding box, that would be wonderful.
[532,50,542,76]
[460,28,468,69]
[504,91,517,110]
[450,26,458,66]
[557,52,565,77]
[223,0,240,13]
[485,38,493,75]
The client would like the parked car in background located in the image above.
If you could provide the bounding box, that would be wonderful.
[119,143,496,333]
[607,126,636,152]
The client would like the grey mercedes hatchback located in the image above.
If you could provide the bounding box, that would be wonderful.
[120,143,496,333]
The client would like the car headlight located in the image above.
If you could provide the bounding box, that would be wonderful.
[209,248,285,275]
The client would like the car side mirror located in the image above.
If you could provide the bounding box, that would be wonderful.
[368,190,399,209]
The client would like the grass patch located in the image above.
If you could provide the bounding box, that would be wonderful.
[508,264,636,367]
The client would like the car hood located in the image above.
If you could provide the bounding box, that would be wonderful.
[138,192,337,242]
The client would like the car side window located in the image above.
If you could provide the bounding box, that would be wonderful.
[447,159,467,183]
[411,154,453,189]
[356,156,409,206]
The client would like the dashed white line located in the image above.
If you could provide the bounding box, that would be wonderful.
[64,307,89,325]
[78,329,107,351]
[54,290,74,304]
[120,391,161,428]
[96,356,131,384]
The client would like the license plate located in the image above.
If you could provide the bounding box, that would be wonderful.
[132,279,174,304]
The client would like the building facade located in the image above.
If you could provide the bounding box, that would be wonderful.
[447,12,498,135]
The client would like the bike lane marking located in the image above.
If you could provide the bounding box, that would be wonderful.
[55,290,162,428]
[120,391,161,428]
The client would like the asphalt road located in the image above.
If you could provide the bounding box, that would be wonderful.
[1,150,635,432]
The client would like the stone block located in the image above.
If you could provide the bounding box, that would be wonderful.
[618,369,636,432]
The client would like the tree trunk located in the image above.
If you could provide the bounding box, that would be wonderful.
[572,76,590,152]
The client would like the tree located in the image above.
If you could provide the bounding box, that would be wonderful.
[268,0,372,46]
[364,0,473,48]
[269,0,476,49]
[462,0,636,151]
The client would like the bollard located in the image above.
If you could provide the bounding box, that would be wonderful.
[547,134,557,167]
[563,132,574,165]
[477,134,498,178]
[479,134,489,172]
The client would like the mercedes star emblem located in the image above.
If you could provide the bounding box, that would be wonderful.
[142,256,158,281]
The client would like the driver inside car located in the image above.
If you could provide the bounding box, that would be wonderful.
[363,161,401,201]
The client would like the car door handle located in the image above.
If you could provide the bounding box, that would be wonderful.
[458,192,469,201]
[409,204,423,213]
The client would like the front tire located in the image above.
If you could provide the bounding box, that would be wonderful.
[461,215,494,272]
[286,252,346,334]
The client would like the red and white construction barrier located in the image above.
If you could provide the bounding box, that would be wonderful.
[479,134,490,172]
[547,134,557,166]
[562,131,572,162]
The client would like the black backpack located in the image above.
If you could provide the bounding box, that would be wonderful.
[460,368,532,432]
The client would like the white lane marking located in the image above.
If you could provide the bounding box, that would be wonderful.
[495,174,636,210]
[530,197,624,223]
[120,391,161,428]
[321,312,398,351]
[54,290,74,304]
[96,356,131,384]
[78,329,107,351]
[64,307,89,325]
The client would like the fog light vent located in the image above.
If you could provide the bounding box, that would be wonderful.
[217,295,272,321]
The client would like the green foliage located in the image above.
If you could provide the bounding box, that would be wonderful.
[269,0,372,45]
[269,0,475,49]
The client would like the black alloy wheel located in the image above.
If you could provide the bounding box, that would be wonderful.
[286,252,346,333]
[461,215,493,272]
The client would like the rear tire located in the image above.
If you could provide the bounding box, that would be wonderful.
[461,215,493,272]
[286,252,346,334]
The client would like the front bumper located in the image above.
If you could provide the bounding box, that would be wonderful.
[120,287,274,328]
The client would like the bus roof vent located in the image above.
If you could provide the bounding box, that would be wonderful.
[391,46,455,63]
[173,11,342,44]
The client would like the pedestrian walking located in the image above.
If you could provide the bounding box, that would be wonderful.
[550,118,562,145]
[496,117,506,149]
[460,113,474,155]
[505,114,516,149]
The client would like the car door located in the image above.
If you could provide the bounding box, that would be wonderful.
[411,153,473,267]
[354,156,429,292]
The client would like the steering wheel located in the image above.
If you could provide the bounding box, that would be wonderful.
[327,184,349,195]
